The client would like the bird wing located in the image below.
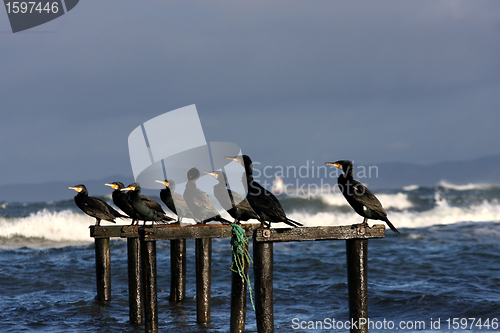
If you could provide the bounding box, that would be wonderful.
[247,181,287,222]
[172,192,194,218]
[184,187,219,221]
[140,195,165,213]
[350,180,388,217]
[83,197,122,221]
[112,191,137,218]
[213,185,234,211]
[231,190,254,212]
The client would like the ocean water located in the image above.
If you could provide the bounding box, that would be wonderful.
[1,182,500,332]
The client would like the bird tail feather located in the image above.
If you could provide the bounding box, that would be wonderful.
[284,218,303,228]
[384,218,400,234]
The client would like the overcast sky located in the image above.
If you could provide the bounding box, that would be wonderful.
[1,0,499,186]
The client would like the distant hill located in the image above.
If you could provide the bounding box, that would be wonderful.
[370,155,500,189]
[1,155,499,203]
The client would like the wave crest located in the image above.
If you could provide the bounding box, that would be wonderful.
[289,199,500,229]
[0,209,98,243]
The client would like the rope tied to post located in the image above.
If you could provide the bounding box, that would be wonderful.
[230,223,255,311]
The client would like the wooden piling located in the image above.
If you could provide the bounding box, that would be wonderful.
[169,239,186,303]
[346,239,368,333]
[230,238,248,333]
[94,237,111,302]
[89,224,385,333]
[141,236,158,333]
[253,236,273,333]
[127,237,143,324]
[195,238,212,323]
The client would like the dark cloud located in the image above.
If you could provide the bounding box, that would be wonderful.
[1,0,499,185]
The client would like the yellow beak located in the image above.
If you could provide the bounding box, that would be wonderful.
[325,162,341,169]
[121,186,135,192]
[155,180,168,186]
[203,171,218,179]
[104,183,118,190]
[225,156,240,163]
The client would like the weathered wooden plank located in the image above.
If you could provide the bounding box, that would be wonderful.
[254,225,385,243]
[142,223,260,241]
[90,225,141,239]
[90,224,386,242]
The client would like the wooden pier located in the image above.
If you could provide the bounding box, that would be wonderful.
[90,223,385,333]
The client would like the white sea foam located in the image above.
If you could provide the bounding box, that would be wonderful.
[2,192,499,245]
[0,209,114,243]
[402,184,420,191]
[316,192,413,210]
[289,198,500,229]
[437,180,498,191]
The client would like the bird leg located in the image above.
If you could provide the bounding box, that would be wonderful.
[95,218,101,226]
[351,217,369,229]
[362,217,369,226]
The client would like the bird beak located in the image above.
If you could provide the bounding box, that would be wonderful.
[104,183,118,190]
[203,171,218,179]
[325,162,341,169]
[68,186,82,192]
[155,180,168,186]
[225,156,240,163]
[121,186,135,191]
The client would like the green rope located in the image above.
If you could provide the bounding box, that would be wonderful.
[230,223,255,311]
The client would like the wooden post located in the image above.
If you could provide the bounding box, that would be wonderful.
[141,237,158,333]
[253,236,273,333]
[195,238,212,323]
[230,237,248,333]
[95,237,111,302]
[346,239,368,333]
[169,239,186,303]
[127,237,143,324]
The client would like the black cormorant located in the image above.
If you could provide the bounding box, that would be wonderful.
[105,182,141,225]
[182,167,231,224]
[69,184,127,226]
[121,183,175,225]
[155,179,194,222]
[204,170,259,224]
[225,155,302,228]
[325,160,399,234]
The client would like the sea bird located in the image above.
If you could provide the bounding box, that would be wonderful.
[155,179,194,222]
[204,170,259,224]
[325,160,400,234]
[121,183,175,225]
[224,155,302,228]
[69,184,127,226]
[104,181,141,225]
[182,167,231,224]
[105,181,167,225]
